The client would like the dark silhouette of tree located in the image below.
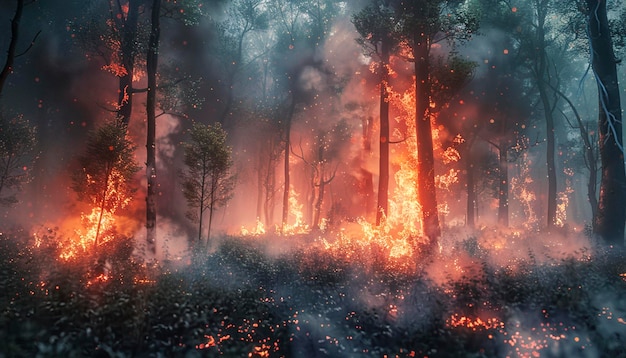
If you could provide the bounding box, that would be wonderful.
[180,122,235,246]
[145,0,161,254]
[0,0,40,97]
[477,0,582,229]
[212,0,268,125]
[269,0,340,232]
[551,85,599,224]
[478,55,532,226]
[292,119,351,229]
[72,122,140,247]
[269,0,304,232]
[585,0,625,245]
[0,111,37,206]
[115,0,142,126]
[70,0,144,124]
[0,0,24,97]
[518,0,561,228]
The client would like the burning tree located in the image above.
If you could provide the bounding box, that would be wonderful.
[352,0,401,226]
[181,122,236,246]
[0,111,37,206]
[72,122,140,248]
[393,0,478,245]
[267,0,341,232]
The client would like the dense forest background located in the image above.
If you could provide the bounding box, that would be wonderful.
[1,0,626,356]
[0,0,623,249]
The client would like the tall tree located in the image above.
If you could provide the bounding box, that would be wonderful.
[72,122,140,247]
[585,0,625,244]
[72,0,143,125]
[181,122,235,245]
[520,0,560,228]
[477,0,582,228]
[145,0,161,253]
[479,49,531,226]
[269,0,339,231]
[116,0,142,126]
[551,85,599,223]
[394,0,477,244]
[269,0,301,232]
[353,0,400,226]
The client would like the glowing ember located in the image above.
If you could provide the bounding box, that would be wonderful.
[86,273,110,287]
[196,334,231,349]
[249,344,271,357]
[448,313,504,331]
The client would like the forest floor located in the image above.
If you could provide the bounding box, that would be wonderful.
[1,226,626,357]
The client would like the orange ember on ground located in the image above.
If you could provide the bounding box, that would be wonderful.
[448,313,504,331]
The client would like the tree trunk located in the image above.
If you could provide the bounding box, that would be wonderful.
[497,144,509,226]
[587,146,598,221]
[94,166,113,248]
[313,180,325,229]
[554,86,599,223]
[531,2,558,228]
[197,170,206,244]
[281,95,296,232]
[256,147,264,222]
[207,175,217,246]
[587,0,625,245]
[361,116,375,220]
[117,0,140,126]
[0,0,23,96]
[145,0,161,254]
[307,169,316,225]
[413,32,440,244]
[264,138,276,226]
[465,137,476,228]
[376,38,391,226]
[537,83,557,227]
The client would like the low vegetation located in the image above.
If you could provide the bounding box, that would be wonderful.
[1,228,626,357]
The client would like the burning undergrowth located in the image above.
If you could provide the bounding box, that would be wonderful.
[2,226,626,357]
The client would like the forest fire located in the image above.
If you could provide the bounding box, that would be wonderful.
[1,0,625,356]
[240,219,266,236]
[58,208,115,260]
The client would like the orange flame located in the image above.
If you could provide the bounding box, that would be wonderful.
[281,187,309,235]
[240,219,266,236]
[54,168,137,260]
